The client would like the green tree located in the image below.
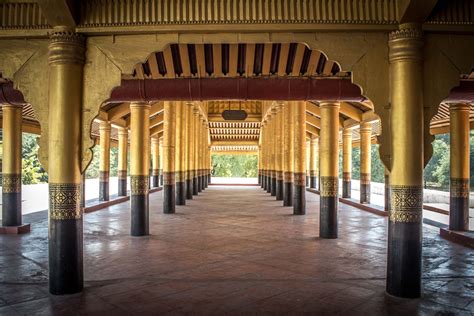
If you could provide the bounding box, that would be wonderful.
[21,133,48,184]
[211,154,258,177]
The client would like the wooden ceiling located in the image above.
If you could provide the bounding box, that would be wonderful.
[130,43,344,80]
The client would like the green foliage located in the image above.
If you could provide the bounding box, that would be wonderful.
[211,154,258,178]
[85,145,120,179]
[348,145,385,183]
[21,133,48,184]
[424,134,450,190]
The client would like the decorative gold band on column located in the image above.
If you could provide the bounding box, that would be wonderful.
[163,172,175,185]
[152,169,159,176]
[175,171,185,182]
[390,185,423,223]
[276,171,283,181]
[2,173,21,193]
[320,176,338,197]
[450,178,469,198]
[99,171,109,182]
[48,30,86,65]
[130,175,149,195]
[343,172,351,182]
[283,171,293,182]
[117,170,127,180]
[49,183,81,220]
[388,28,423,62]
[310,170,318,177]
[360,173,371,185]
[293,172,306,186]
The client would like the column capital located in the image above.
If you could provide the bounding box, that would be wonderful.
[130,101,150,109]
[359,121,372,133]
[319,101,340,109]
[449,103,471,112]
[388,25,423,63]
[99,121,111,131]
[342,128,353,137]
[117,127,128,136]
[48,27,85,65]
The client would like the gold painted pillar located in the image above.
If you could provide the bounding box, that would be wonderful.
[163,101,176,213]
[293,101,306,215]
[130,102,150,236]
[270,109,277,196]
[261,121,268,190]
[117,127,128,196]
[151,136,160,188]
[449,103,470,231]
[275,105,284,200]
[266,117,272,193]
[360,122,372,204]
[319,102,340,238]
[185,102,194,199]
[310,136,319,190]
[47,28,85,295]
[99,121,111,201]
[204,124,210,188]
[283,103,294,206]
[192,107,199,195]
[175,102,186,205]
[342,128,352,198]
[306,139,310,187]
[1,104,24,228]
[159,138,164,186]
[387,24,424,298]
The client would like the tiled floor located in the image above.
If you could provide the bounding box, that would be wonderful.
[0,186,473,315]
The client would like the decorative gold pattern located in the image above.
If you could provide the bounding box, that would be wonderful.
[390,185,423,223]
[388,27,423,62]
[0,2,50,29]
[360,173,371,185]
[163,172,175,185]
[320,176,338,197]
[79,0,398,27]
[152,169,159,176]
[2,173,21,193]
[175,171,186,182]
[293,172,306,186]
[49,183,82,220]
[450,178,469,199]
[343,172,351,182]
[276,171,283,181]
[99,171,110,182]
[48,31,86,65]
[118,170,127,179]
[283,171,293,182]
[131,175,149,195]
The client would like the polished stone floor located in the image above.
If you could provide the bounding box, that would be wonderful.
[0,186,473,315]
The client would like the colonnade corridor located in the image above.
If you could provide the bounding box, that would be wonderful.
[0,186,471,314]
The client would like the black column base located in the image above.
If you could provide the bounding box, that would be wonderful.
[276,179,284,200]
[271,177,277,196]
[99,181,109,201]
[49,218,84,295]
[293,184,306,215]
[193,177,199,195]
[449,178,469,231]
[262,175,267,190]
[131,193,149,236]
[197,175,202,192]
[176,181,186,205]
[342,180,351,198]
[163,184,176,214]
[261,175,265,189]
[118,179,127,196]
[310,176,317,189]
[306,176,309,188]
[2,192,22,226]
[208,173,211,184]
[386,220,422,298]
[360,184,370,204]
[320,196,338,238]
[283,182,293,206]
[152,175,159,188]
[384,175,390,212]
[160,174,163,186]
[266,175,271,193]
[186,179,193,200]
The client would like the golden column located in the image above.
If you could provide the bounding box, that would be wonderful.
[319,102,340,238]
[175,102,186,205]
[260,121,267,190]
[306,139,310,187]
[342,128,352,198]
[185,102,194,199]
[117,127,128,196]
[1,104,25,230]
[192,107,199,195]
[159,138,164,186]
[310,136,319,190]
[130,102,150,236]
[99,121,111,201]
[163,101,176,213]
[258,144,262,186]
[360,122,372,204]
[204,124,210,188]
[293,101,306,215]
[283,103,294,206]
[151,136,160,188]
[270,109,277,196]
[47,28,85,295]
[275,105,284,200]
[199,116,206,192]
[449,103,470,231]
[387,24,424,298]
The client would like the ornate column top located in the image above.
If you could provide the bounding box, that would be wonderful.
[48,27,85,65]
[388,24,423,63]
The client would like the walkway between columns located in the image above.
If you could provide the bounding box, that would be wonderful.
[0,187,472,314]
